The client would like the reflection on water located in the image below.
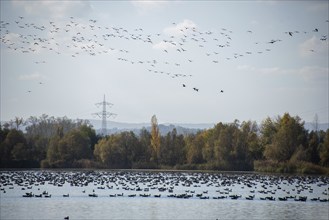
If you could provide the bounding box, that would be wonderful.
[1,170,328,219]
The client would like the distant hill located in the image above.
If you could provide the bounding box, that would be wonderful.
[88,120,329,136]
[304,122,329,132]
[1,119,327,135]
[88,120,214,135]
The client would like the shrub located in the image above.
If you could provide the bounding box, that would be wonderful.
[40,159,50,168]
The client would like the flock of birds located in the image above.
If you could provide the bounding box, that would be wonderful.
[1,16,328,95]
[1,170,328,201]
[1,171,328,219]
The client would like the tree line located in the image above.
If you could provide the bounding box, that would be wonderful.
[0,113,328,174]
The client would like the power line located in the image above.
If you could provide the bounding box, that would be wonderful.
[92,94,117,135]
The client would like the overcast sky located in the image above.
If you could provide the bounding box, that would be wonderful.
[1,1,328,124]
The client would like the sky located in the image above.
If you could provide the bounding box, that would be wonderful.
[0,1,328,125]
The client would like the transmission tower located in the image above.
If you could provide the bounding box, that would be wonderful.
[93,94,117,136]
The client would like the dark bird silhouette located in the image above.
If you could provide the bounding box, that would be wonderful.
[193,87,199,92]
[182,84,186,87]
[64,216,69,220]
[313,28,319,32]
[220,90,224,93]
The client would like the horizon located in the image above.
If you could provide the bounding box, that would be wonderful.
[1,114,328,132]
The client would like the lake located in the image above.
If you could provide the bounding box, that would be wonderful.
[0,170,328,219]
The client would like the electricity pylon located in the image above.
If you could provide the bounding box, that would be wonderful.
[93,94,117,136]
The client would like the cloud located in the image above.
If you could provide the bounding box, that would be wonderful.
[299,35,329,57]
[236,65,254,71]
[163,19,197,37]
[297,66,328,83]
[152,41,176,50]
[307,1,329,12]
[250,20,260,26]
[12,1,92,19]
[18,72,46,81]
[131,1,168,14]
[1,32,21,46]
[236,65,280,75]
[237,65,328,84]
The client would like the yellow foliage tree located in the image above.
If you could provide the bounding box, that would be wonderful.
[150,115,161,165]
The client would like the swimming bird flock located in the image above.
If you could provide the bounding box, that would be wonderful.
[1,170,328,203]
[1,17,327,94]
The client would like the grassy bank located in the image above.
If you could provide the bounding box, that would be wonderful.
[254,160,329,175]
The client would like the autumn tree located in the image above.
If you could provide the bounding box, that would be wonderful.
[202,129,215,163]
[263,113,307,162]
[260,117,278,149]
[214,124,235,168]
[94,131,140,168]
[150,115,161,166]
[185,132,204,164]
[94,135,122,167]
[45,126,92,168]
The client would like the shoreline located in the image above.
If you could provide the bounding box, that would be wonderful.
[1,168,328,176]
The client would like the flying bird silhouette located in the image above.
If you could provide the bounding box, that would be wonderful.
[0,15,326,98]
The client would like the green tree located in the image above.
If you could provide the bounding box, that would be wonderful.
[94,134,124,168]
[46,131,64,167]
[94,138,109,165]
[319,129,329,166]
[264,113,307,162]
[79,124,99,152]
[29,136,48,162]
[307,131,321,164]
[260,117,278,149]
[173,129,186,165]
[0,129,27,165]
[233,121,258,170]
[242,121,262,160]
[46,127,92,167]
[11,143,30,161]
[215,124,235,167]
[185,133,204,164]
[118,131,139,168]
[138,128,152,164]
[160,129,186,166]
[0,122,10,160]
[202,129,215,163]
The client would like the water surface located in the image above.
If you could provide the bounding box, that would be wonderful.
[1,170,328,219]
